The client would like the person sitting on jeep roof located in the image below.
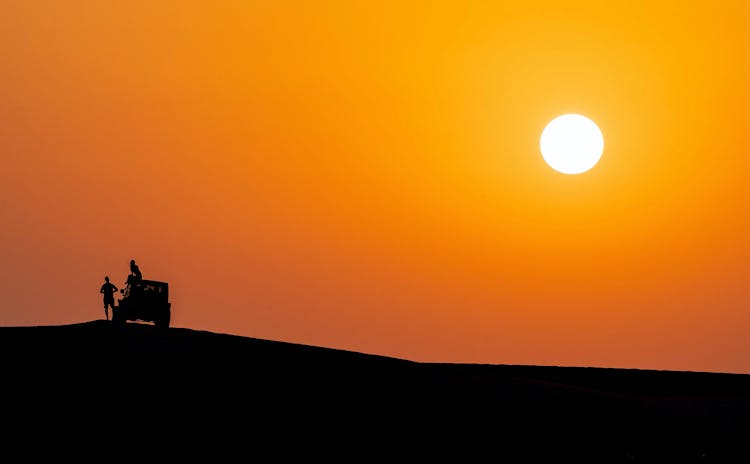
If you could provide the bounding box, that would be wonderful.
[130,259,142,281]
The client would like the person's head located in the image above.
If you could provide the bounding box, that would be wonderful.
[105,276,110,282]
[130,259,135,266]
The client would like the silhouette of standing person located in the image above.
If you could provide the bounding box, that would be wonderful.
[100,276,118,321]
[130,259,142,281]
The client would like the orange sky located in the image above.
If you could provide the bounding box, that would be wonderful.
[2,1,750,373]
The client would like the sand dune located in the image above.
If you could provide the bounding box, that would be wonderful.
[1,320,748,461]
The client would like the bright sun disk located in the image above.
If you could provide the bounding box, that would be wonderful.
[540,114,604,174]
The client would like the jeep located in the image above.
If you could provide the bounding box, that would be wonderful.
[113,276,172,328]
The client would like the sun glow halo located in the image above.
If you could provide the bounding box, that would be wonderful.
[540,114,604,174]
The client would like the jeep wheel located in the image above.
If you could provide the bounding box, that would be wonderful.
[156,310,171,329]
[112,307,125,325]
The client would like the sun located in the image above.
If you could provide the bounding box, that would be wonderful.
[540,114,604,174]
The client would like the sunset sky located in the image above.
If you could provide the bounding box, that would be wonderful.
[2,1,750,374]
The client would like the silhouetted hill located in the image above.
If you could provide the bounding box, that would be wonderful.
[1,321,748,461]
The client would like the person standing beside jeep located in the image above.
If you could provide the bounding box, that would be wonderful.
[100,276,118,321]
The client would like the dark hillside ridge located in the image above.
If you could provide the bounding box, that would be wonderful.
[1,320,749,461]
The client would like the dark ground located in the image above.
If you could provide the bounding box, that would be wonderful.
[1,320,748,461]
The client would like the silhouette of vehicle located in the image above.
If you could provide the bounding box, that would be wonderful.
[113,276,171,328]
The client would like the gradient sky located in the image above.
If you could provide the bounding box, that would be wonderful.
[2,1,750,374]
